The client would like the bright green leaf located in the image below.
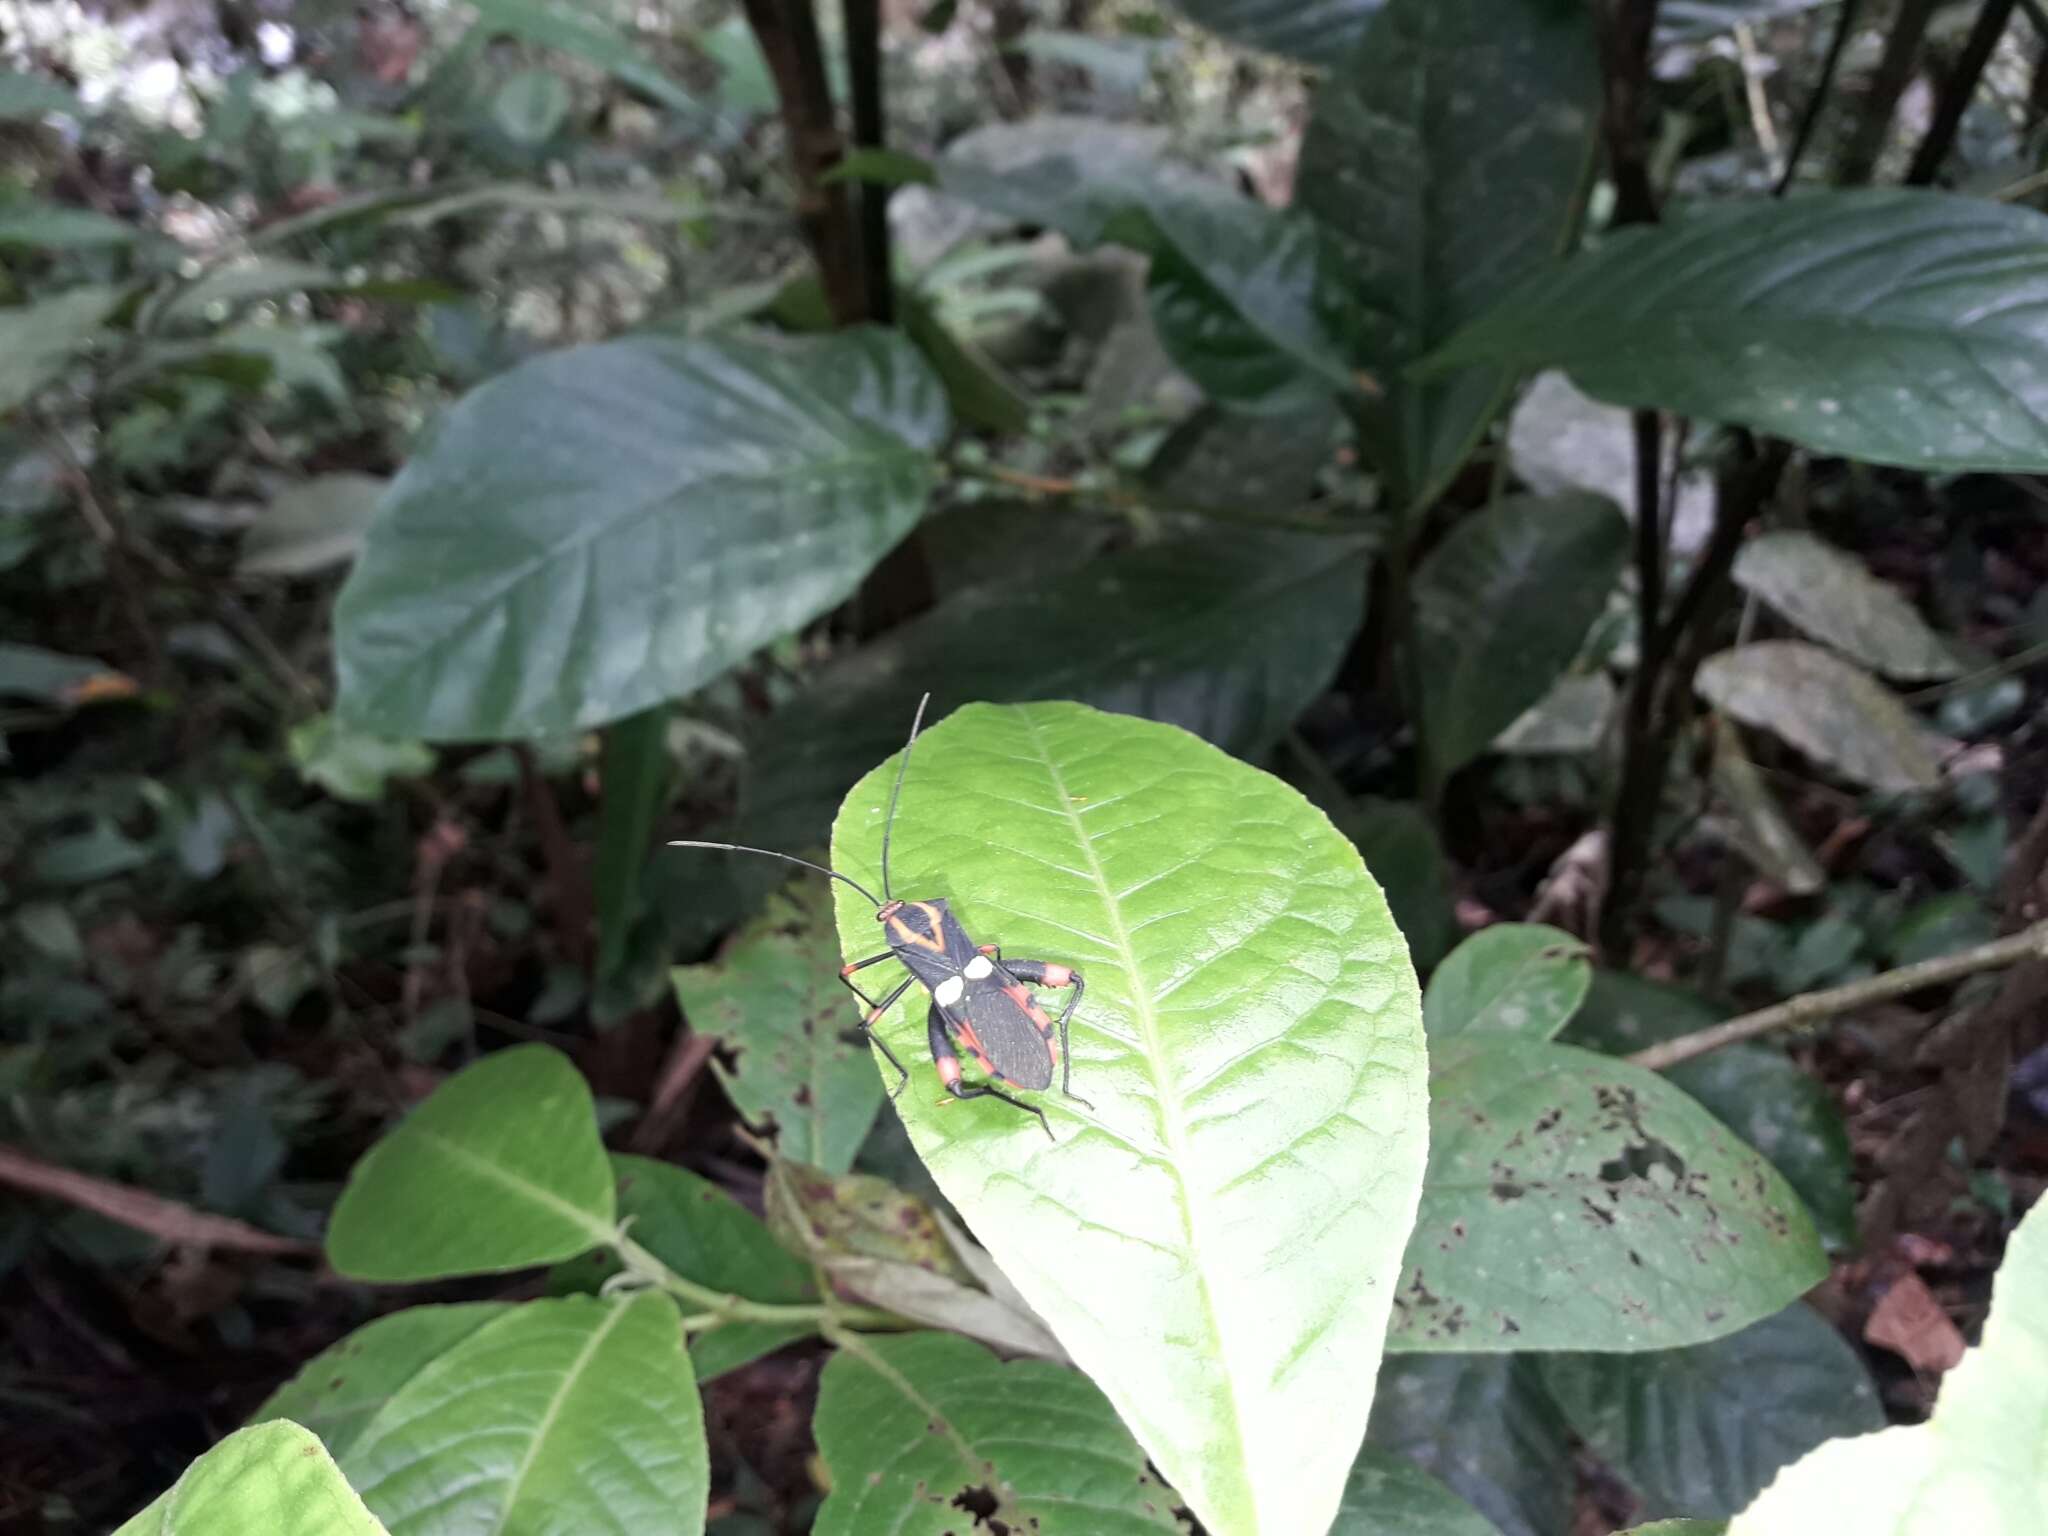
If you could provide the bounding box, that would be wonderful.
[1424,923,1591,1041]
[1732,531,1964,681]
[238,474,387,578]
[335,329,946,740]
[1412,492,1628,781]
[672,881,883,1172]
[1541,1303,1882,1519]
[1730,1195,2048,1534]
[249,1304,514,1459]
[340,1293,707,1536]
[326,1044,616,1281]
[1696,641,1943,792]
[1298,0,1599,506]
[1565,973,1857,1251]
[1428,191,2048,473]
[1369,1355,1572,1536]
[1389,1037,1825,1350]
[114,1421,388,1536]
[1333,1446,1500,1536]
[812,1331,1180,1535]
[829,703,1429,1536]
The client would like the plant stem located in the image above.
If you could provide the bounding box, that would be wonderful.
[1835,0,1940,183]
[1907,0,2020,184]
[613,1233,905,1332]
[742,0,864,324]
[843,0,893,325]
[1775,0,1863,194]
[1629,918,2048,1071]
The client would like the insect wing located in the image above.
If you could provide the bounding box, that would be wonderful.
[953,981,1054,1092]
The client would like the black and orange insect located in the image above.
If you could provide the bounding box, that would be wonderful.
[671,696,1090,1139]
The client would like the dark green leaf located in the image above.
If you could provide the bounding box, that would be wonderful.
[1538,1303,1883,1519]
[812,1331,1180,1536]
[1299,0,1599,505]
[114,1422,388,1536]
[1428,192,2048,473]
[0,286,119,414]
[1334,1446,1500,1536]
[237,474,387,578]
[340,1294,707,1536]
[1341,798,1456,969]
[0,642,133,707]
[672,882,883,1173]
[596,706,673,978]
[335,329,946,740]
[1424,923,1592,1041]
[1163,0,1377,61]
[0,201,137,249]
[468,0,696,115]
[31,820,151,885]
[326,1044,616,1281]
[250,1304,515,1459]
[829,703,1429,1536]
[0,68,86,121]
[1390,1037,1826,1351]
[1696,642,1943,792]
[1564,973,1858,1252]
[1413,492,1628,780]
[1708,722,1825,896]
[1369,1354,1573,1536]
[491,68,572,144]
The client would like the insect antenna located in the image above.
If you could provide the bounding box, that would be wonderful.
[879,692,931,902]
[666,841,881,909]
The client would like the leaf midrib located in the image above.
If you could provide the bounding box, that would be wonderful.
[485,1299,632,1536]
[1016,709,1256,1528]
[413,1125,615,1250]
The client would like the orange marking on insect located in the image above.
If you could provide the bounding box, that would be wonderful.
[1041,964,1072,987]
[1002,983,1031,1007]
[953,1017,985,1058]
[937,1055,962,1087]
[1021,1000,1053,1031]
[970,1049,999,1079]
[885,900,949,953]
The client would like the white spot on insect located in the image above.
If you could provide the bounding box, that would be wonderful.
[934,976,966,1008]
[964,955,995,980]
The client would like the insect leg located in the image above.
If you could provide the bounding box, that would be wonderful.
[929,1003,1052,1141]
[1001,960,1092,1109]
[850,972,916,1098]
[835,950,897,1012]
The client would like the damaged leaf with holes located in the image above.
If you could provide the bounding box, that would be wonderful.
[672,880,884,1173]
[1388,1037,1825,1351]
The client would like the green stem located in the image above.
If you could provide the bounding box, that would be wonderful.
[613,1233,906,1333]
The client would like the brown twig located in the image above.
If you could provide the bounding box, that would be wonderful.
[1629,918,2048,1071]
[0,1143,318,1256]
[628,1029,721,1155]
[1907,0,2021,184]
[742,0,864,324]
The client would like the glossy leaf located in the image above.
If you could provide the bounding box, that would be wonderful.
[814,1331,1180,1535]
[326,1044,615,1281]
[1298,0,1599,506]
[830,702,1429,1536]
[1429,191,2048,473]
[763,1154,1063,1361]
[1730,1195,2048,1534]
[114,1422,387,1536]
[551,1154,816,1382]
[1369,1355,1572,1536]
[1696,641,1943,792]
[1564,973,1857,1252]
[672,882,882,1172]
[1412,492,1628,780]
[1540,1303,1882,1520]
[0,285,119,414]
[250,1305,513,1459]
[1333,1446,1499,1536]
[1732,531,1963,681]
[1424,923,1592,1041]
[334,329,946,740]
[340,1293,707,1536]
[238,475,387,578]
[1389,1036,1825,1351]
